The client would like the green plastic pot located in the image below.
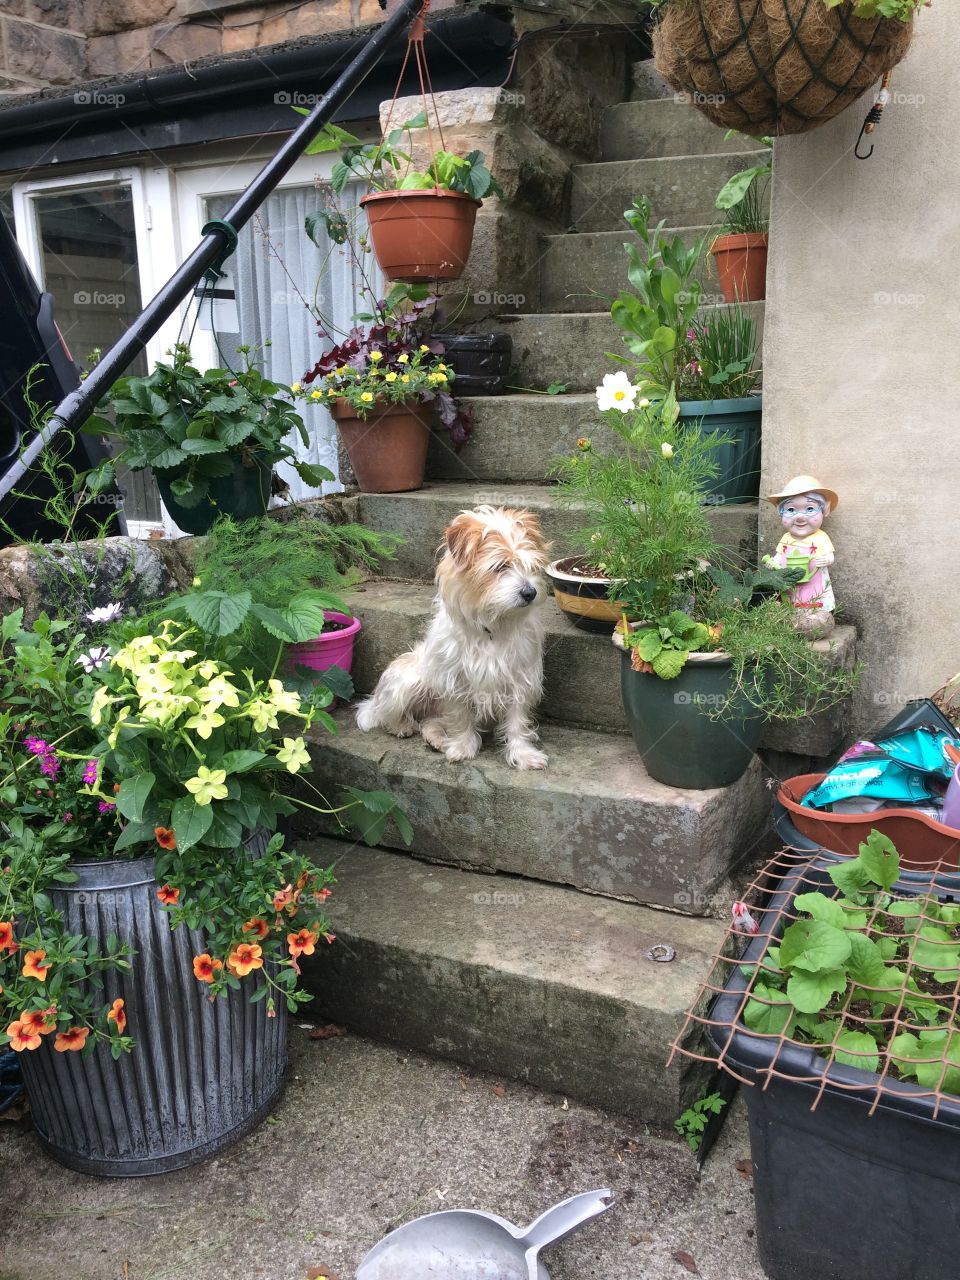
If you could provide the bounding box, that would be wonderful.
[156,452,273,535]
[618,646,764,789]
[678,394,761,503]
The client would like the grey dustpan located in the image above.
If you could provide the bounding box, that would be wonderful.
[356,1187,613,1280]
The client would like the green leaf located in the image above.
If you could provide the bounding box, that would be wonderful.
[248,602,299,642]
[785,967,847,1015]
[219,750,267,775]
[651,648,688,679]
[833,1030,880,1073]
[170,795,214,852]
[911,925,960,974]
[794,893,848,929]
[743,983,794,1035]
[293,460,336,487]
[633,629,662,662]
[315,664,354,701]
[180,438,229,455]
[844,932,888,988]
[779,919,852,974]
[116,772,156,823]
[150,447,189,470]
[113,820,157,852]
[828,858,872,902]
[858,830,901,890]
[183,589,251,637]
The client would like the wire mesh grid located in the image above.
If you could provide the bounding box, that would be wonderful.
[668,839,960,1123]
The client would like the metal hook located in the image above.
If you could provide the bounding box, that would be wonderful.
[855,117,875,160]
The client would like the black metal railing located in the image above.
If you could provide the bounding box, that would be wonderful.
[0,0,425,507]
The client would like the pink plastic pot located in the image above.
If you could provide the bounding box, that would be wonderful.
[286,611,361,677]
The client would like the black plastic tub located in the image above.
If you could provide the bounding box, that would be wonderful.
[708,859,960,1280]
[19,844,287,1177]
[429,332,512,394]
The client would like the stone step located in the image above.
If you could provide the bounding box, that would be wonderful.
[427,394,598,483]
[499,302,764,392]
[540,226,734,315]
[301,719,768,911]
[600,98,768,162]
[343,578,858,757]
[569,151,762,233]
[354,482,759,582]
[631,58,675,102]
[301,840,729,1123]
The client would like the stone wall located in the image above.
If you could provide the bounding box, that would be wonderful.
[759,6,954,732]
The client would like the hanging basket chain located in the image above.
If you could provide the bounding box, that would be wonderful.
[855,70,893,159]
[378,0,447,194]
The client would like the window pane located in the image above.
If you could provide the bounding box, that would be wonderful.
[31,183,159,524]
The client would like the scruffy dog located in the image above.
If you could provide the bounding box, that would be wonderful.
[355,506,550,769]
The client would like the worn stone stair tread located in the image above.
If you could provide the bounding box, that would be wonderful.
[301,838,728,1120]
[498,303,764,391]
[353,482,760,582]
[302,710,770,912]
[343,578,856,757]
[599,98,769,162]
[569,152,763,232]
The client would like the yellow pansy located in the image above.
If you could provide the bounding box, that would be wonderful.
[384,371,398,383]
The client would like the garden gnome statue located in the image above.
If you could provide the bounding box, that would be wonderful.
[762,474,839,638]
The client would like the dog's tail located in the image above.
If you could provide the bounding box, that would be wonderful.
[355,651,423,736]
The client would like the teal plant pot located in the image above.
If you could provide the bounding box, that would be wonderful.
[156,452,273,535]
[618,647,764,789]
[678,394,762,503]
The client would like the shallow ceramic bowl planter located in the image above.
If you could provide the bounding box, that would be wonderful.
[707,858,960,1280]
[360,189,481,283]
[678,395,762,503]
[19,836,287,1177]
[156,451,272,535]
[546,556,625,634]
[331,398,431,493]
[286,610,361,679]
[710,231,768,303]
[613,628,763,789]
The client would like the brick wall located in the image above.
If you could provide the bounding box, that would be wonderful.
[0,0,400,94]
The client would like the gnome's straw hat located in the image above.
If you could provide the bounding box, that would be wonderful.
[766,474,839,512]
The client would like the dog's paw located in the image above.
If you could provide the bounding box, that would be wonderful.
[443,733,481,762]
[505,743,548,771]
[420,719,449,752]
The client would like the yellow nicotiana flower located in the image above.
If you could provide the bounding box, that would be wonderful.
[135,668,175,701]
[195,676,240,710]
[107,705,131,748]
[276,737,311,774]
[139,693,194,727]
[267,679,302,716]
[184,705,226,740]
[90,686,118,726]
[184,766,229,806]
[246,699,279,733]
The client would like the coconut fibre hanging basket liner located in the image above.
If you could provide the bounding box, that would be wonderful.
[652,0,914,137]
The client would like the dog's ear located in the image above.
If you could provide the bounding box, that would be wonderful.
[512,510,547,552]
[442,511,484,565]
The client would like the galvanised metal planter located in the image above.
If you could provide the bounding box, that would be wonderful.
[19,845,287,1177]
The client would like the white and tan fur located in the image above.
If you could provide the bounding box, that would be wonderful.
[355,506,550,769]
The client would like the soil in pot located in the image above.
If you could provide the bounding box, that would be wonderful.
[678,395,762,503]
[331,399,431,493]
[616,640,764,788]
[157,452,272,535]
[710,232,768,303]
[360,189,480,283]
[546,556,624,633]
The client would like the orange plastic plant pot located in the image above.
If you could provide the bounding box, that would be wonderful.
[710,232,769,303]
[360,189,481,283]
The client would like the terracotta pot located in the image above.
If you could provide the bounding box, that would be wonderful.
[360,189,481,283]
[331,398,431,493]
[710,232,768,303]
[777,773,960,872]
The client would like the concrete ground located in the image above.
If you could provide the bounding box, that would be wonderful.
[0,1028,765,1280]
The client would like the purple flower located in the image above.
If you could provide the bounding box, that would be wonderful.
[63,812,73,823]
[24,736,48,756]
[40,753,60,780]
[98,801,116,814]
[82,760,98,786]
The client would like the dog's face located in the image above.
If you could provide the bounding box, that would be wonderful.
[437,506,549,622]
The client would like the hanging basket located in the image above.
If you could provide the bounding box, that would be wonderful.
[652,0,914,137]
[360,189,480,283]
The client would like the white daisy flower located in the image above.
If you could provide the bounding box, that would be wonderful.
[86,602,123,624]
[75,646,112,673]
[596,372,638,414]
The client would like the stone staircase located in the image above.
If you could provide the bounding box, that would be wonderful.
[299,64,850,1124]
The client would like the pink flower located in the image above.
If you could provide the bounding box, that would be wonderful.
[98,801,116,814]
[732,902,760,935]
[63,812,73,823]
[82,760,98,786]
[40,754,60,780]
[24,737,48,756]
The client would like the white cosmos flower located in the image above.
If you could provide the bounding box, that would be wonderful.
[596,372,638,414]
[75,646,112,673]
[86,602,123,624]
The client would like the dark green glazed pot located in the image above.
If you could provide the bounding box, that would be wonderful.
[619,648,764,789]
[156,453,272,535]
[678,394,762,503]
